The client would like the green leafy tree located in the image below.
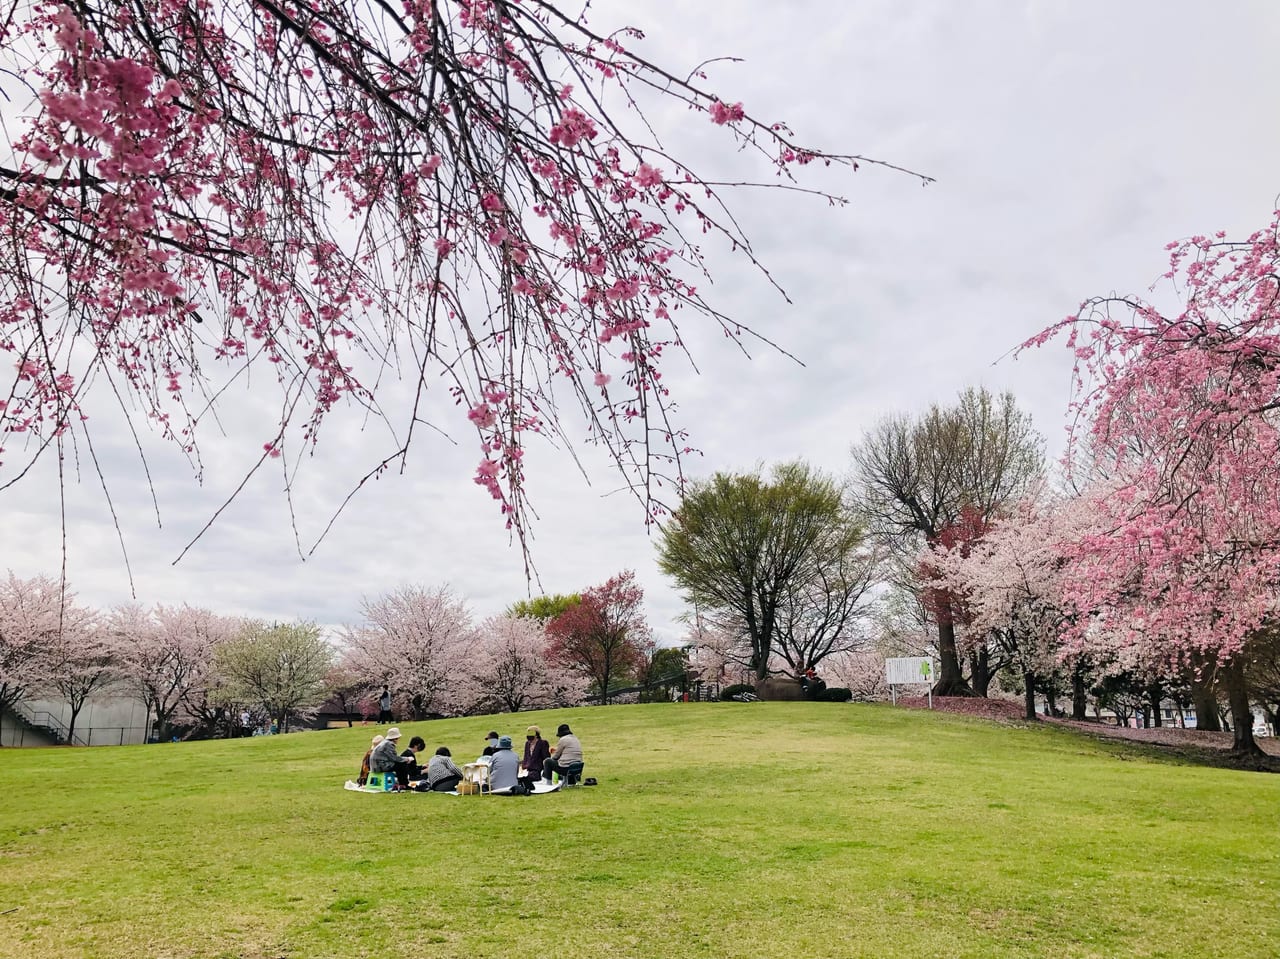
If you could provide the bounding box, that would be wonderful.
[657,461,862,683]
[214,622,333,733]
[637,645,691,702]
[507,594,582,622]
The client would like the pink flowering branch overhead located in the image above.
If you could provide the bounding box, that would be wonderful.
[0,0,929,561]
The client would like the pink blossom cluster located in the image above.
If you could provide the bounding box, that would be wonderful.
[0,0,922,547]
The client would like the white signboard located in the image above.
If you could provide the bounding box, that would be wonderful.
[886,657,934,686]
[885,656,935,707]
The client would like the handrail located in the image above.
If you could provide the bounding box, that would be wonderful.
[10,702,90,747]
[581,671,713,704]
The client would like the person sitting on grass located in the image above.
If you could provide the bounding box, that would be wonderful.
[481,730,500,757]
[542,724,583,784]
[369,727,414,788]
[520,725,551,787]
[402,736,428,780]
[357,734,384,786]
[488,735,520,792]
[424,746,464,792]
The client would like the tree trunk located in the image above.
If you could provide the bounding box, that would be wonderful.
[968,647,992,698]
[932,620,972,696]
[1221,654,1263,757]
[66,702,83,744]
[1071,669,1088,720]
[1023,670,1037,721]
[1190,651,1222,732]
[1191,681,1222,732]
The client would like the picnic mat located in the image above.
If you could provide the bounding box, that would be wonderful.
[343,780,563,794]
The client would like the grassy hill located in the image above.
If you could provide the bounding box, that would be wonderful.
[1,702,1276,959]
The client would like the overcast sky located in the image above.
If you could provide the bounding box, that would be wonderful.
[3,0,1279,645]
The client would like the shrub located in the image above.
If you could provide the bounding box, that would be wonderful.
[820,687,853,702]
[720,683,756,701]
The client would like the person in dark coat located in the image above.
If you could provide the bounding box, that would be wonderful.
[520,725,551,786]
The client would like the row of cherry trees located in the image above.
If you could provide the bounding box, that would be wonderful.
[907,210,1280,756]
[0,568,657,742]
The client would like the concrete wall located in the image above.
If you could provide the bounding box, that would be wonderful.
[6,695,150,747]
[0,711,57,748]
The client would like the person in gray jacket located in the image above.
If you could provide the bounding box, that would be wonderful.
[487,735,520,792]
[370,727,414,787]
[541,723,583,783]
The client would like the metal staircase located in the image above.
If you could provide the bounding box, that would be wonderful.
[4,702,89,747]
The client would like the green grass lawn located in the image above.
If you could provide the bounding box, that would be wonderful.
[1,702,1277,959]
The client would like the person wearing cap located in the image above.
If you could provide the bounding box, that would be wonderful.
[520,725,550,787]
[487,734,520,792]
[541,723,583,783]
[357,734,383,786]
[481,731,500,758]
[370,727,414,787]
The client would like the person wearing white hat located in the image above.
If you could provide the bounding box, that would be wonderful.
[369,727,413,788]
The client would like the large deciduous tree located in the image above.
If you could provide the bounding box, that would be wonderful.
[1030,208,1280,756]
[214,621,333,732]
[656,461,862,683]
[343,584,475,718]
[853,388,1044,695]
[45,607,114,743]
[928,497,1083,719]
[0,0,924,554]
[111,603,232,740]
[545,570,649,702]
[458,613,570,714]
[0,571,65,724]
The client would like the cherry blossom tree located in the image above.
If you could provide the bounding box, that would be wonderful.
[1030,208,1280,755]
[928,497,1081,719]
[342,583,476,717]
[545,569,648,702]
[822,649,888,702]
[44,605,114,742]
[0,0,926,559]
[111,602,232,740]
[0,571,65,725]
[323,662,365,727]
[456,612,572,714]
[683,615,749,691]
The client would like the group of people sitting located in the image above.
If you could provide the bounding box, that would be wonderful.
[356,723,584,793]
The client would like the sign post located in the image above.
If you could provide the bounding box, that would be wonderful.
[885,657,935,708]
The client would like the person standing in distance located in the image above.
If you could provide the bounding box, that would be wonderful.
[377,686,393,723]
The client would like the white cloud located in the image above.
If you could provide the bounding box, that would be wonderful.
[3,0,1279,648]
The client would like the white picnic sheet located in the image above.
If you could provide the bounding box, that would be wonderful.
[344,779,562,795]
